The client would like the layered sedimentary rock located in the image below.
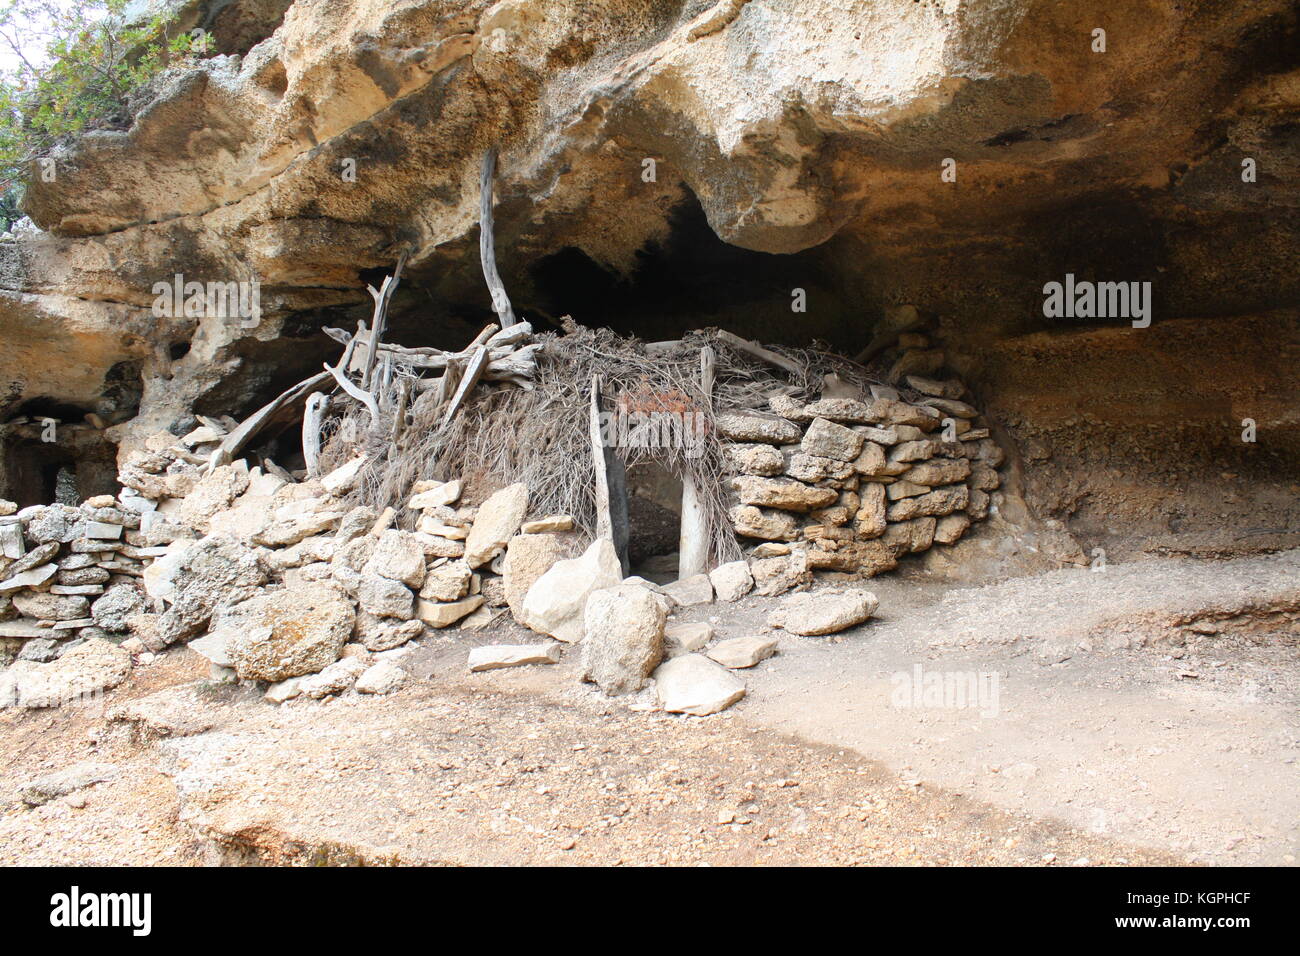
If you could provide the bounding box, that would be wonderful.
[0,0,1295,561]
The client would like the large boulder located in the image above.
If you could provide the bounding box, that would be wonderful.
[520,537,622,643]
[463,483,530,569]
[581,584,666,695]
[501,533,568,624]
[222,584,355,681]
[153,535,268,649]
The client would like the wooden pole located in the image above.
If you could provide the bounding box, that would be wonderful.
[302,392,329,477]
[588,374,629,576]
[678,345,715,579]
[480,149,517,328]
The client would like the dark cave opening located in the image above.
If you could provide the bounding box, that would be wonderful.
[526,197,852,347]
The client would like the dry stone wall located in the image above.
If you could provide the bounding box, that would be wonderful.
[721,358,1004,585]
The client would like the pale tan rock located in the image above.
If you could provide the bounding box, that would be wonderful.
[708,560,753,602]
[321,457,368,495]
[224,584,355,681]
[501,532,568,624]
[468,642,562,671]
[520,538,622,643]
[661,573,713,607]
[801,417,865,461]
[653,655,745,716]
[520,514,574,533]
[581,584,666,695]
[420,559,472,602]
[664,622,713,656]
[708,635,778,669]
[730,504,800,542]
[730,476,837,512]
[886,485,969,520]
[902,458,971,487]
[750,552,809,597]
[417,595,484,628]
[463,483,530,569]
[769,588,879,636]
[365,530,427,588]
[934,512,972,545]
[723,443,785,476]
[408,480,462,509]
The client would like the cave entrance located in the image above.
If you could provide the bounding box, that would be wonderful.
[625,459,683,583]
[0,421,120,508]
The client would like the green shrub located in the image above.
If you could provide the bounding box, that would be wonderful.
[0,0,202,209]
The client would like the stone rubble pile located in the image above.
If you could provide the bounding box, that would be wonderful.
[2,359,986,714]
[720,368,1003,587]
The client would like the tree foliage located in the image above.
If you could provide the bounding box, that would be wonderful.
[0,0,202,215]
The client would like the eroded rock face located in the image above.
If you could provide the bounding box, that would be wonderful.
[0,0,1295,560]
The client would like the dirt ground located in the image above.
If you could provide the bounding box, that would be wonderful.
[1,549,1296,867]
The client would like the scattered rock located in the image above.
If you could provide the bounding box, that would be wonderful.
[19,762,119,806]
[358,573,416,620]
[502,532,568,624]
[661,573,713,607]
[653,654,746,716]
[520,514,574,533]
[769,588,879,636]
[750,552,809,596]
[355,660,407,695]
[265,677,302,704]
[417,594,485,628]
[707,635,778,669]
[468,642,563,671]
[581,584,666,695]
[2,638,131,709]
[664,622,713,656]
[708,560,754,602]
[520,537,622,643]
[222,584,355,681]
[321,456,368,495]
[89,584,146,632]
[155,535,268,648]
[299,656,368,699]
[365,530,427,588]
[419,559,473,602]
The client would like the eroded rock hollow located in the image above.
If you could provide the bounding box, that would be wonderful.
[1,0,1297,569]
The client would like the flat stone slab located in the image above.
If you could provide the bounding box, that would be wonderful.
[653,654,745,716]
[468,643,563,672]
[707,636,778,669]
